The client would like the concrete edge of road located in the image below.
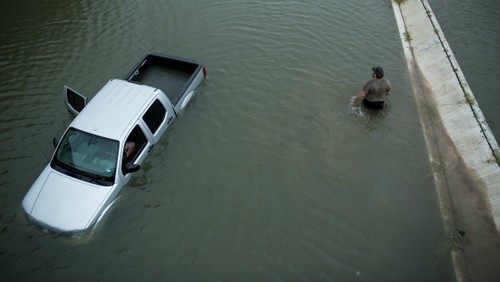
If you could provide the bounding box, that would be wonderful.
[392,0,500,281]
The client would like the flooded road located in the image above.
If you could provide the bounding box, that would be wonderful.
[0,0,460,281]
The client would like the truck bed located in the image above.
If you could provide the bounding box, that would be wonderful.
[124,53,203,106]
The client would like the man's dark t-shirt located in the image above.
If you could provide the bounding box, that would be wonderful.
[363,78,391,102]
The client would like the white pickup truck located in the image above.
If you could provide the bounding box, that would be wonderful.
[22,53,206,233]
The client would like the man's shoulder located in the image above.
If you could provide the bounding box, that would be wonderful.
[382,78,391,90]
[363,79,374,90]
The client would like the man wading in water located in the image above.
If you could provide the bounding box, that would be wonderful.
[351,66,391,110]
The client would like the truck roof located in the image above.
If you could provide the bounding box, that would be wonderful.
[70,79,158,141]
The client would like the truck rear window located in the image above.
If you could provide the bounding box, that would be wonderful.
[143,99,166,134]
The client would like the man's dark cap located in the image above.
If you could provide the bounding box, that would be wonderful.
[372,66,384,75]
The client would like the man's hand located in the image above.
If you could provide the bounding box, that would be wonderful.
[351,96,357,105]
[352,90,366,105]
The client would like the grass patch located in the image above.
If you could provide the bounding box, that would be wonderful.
[433,210,471,265]
[394,0,405,4]
[493,150,500,165]
[465,93,475,106]
[403,31,412,42]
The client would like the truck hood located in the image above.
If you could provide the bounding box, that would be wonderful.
[22,166,112,233]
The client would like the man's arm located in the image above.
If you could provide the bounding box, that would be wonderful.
[351,90,366,105]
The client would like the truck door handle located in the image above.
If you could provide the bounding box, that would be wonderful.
[167,116,174,125]
[147,144,154,153]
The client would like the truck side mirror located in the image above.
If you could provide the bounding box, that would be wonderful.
[124,163,140,174]
[52,138,59,148]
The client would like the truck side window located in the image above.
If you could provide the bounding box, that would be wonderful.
[143,99,166,134]
[122,125,147,173]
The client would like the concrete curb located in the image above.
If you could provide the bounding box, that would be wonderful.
[392,0,500,280]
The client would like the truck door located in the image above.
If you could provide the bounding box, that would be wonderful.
[141,95,175,143]
[64,85,87,115]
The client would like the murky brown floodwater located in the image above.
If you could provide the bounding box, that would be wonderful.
[5,0,491,281]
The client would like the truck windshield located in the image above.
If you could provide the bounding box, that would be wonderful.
[51,127,119,186]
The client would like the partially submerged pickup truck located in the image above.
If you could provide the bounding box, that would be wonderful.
[22,53,206,233]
